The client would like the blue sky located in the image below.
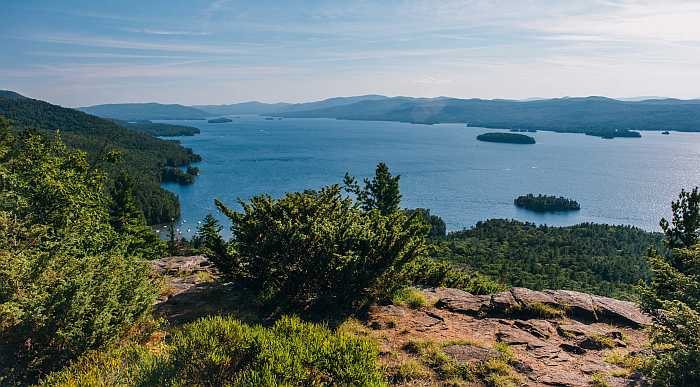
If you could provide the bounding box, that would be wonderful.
[2,0,700,106]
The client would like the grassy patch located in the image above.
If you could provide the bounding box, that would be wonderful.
[591,372,611,387]
[194,270,215,283]
[588,334,616,349]
[389,359,431,383]
[525,302,567,319]
[604,349,649,371]
[392,287,428,309]
[401,339,520,386]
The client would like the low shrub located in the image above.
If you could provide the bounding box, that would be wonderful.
[214,185,429,310]
[400,256,505,295]
[389,359,431,383]
[43,315,386,386]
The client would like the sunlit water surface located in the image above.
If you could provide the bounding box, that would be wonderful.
[160,116,700,237]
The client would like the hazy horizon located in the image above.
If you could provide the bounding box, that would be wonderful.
[3,1,700,106]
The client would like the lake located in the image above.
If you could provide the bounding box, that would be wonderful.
[160,115,700,237]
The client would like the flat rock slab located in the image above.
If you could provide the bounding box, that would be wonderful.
[442,344,500,364]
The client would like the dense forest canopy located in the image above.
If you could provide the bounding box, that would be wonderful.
[435,219,663,299]
[0,93,201,224]
[112,119,200,136]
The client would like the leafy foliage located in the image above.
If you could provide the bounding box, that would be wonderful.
[192,214,229,273]
[400,256,505,295]
[344,162,401,215]
[0,95,201,223]
[42,316,386,386]
[0,122,158,384]
[437,219,662,299]
[109,171,166,259]
[641,188,700,386]
[405,208,447,238]
[214,184,429,310]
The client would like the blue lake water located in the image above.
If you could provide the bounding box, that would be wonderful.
[160,115,700,237]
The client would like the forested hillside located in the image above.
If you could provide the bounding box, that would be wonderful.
[0,93,201,223]
[435,219,663,299]
[112,119,200,136]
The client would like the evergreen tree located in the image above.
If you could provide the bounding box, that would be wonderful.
[641,188,700,386]
[660,187,700,249]
[167,220,177,256]
[195,214,230,274]
[109,171,165,259]
[0,124,156,384]
[343,162,401,215]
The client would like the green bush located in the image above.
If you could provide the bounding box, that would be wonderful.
[0,125,157,384]
[401,255,505,295]
[43,316,386,386]
[640,188,700,386]
[214,185,429,310]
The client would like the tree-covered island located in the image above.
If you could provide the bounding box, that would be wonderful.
[477,132,536,144]
[514,194,581,212]
[208,117,233,123]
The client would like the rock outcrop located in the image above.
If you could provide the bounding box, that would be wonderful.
[427,286,651,327]
[369,287,651,387]
[153,256,651,386]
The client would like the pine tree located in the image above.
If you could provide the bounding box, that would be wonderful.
[343,162,401,215]
[641,188,700,386]
[109,171,165,259]
[195,214,230,274]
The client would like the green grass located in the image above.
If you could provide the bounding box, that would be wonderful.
[525,302,567,319]
[389,359,431,383]
[589,334,616,349]
[401,339,520,386]
[604,349,649,371]
[392,287,428,309]
[591,372,611,387]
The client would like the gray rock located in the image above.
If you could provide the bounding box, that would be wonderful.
[432,288,490,315]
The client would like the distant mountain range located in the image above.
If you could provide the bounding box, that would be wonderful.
[79,102,208,120]
[70,94,700,134]
[272,95,700,134]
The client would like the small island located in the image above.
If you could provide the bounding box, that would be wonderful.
[514,194,581,212]
[208,117,233,123]
[477,132,536,144]
[584,129,641,139]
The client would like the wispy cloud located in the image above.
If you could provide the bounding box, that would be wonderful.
[34,34,268,56]
[123,28,210,36]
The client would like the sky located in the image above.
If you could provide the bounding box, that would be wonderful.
[2,0,700,107]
